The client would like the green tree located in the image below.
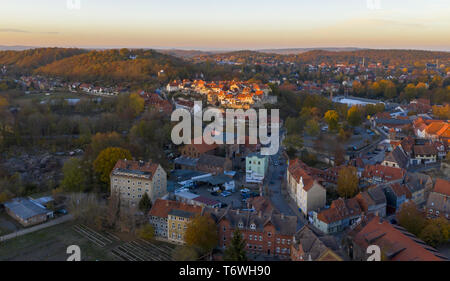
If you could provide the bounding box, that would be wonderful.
[324,110,339,131]
[129,93,145,116]
[305,119,319,137]
[347,106,362,127]
[93,147,132,185]
[138,192,152,213]
[337,166,359,198]
[224,229,247,261]
[138,224,155,241]
[185,215,218,254]
[419,218,450,247]
[396,201,427,236]
[283,134,303,153]
[61,158,89,192]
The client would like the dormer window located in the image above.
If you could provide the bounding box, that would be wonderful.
[250,223,256,230]
[238,222,243,229]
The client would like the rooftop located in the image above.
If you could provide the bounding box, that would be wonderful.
[4,198,49,220]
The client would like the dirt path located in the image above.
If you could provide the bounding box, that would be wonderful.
[0,214,73,242]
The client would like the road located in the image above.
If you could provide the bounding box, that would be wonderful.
[265,129,307,229]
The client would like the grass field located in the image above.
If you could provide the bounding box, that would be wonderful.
[0,220,176,261]
[0,221,116,261]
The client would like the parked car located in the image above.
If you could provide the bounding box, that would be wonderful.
[221,191,231,197]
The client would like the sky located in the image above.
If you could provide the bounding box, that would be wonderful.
[0,0,449,51]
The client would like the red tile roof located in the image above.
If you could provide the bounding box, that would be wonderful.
[149,199,202,218]
[288,159,315,191]
[111,159,159,180]
[433,178,450,197]
[350,216,444,261]
[363,164,405,182]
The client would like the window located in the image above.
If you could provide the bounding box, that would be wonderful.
[259,235,263,241]
[267,232,272,237]
[249,235,252,241]
[248,244,252,249]
[276,238,280,244]
[172,223,175,229]
[223,226,226,232]
[282,239,285,244]
[250,223,256,230]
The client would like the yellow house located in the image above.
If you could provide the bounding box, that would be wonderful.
[167,206,202,244]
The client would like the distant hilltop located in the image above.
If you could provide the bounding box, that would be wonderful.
[0,45,38,51]
[257,47,364,54]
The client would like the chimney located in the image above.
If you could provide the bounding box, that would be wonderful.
[258,211,262,218]
[166,200,169,207]
[236,209,240,214]
[281,213,285,220]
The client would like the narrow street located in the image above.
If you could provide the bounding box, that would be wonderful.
[264,129,308,230]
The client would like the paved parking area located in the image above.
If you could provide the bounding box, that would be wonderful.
[194,186,246,209]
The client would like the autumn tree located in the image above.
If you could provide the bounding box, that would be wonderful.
[88,132,124,159]
[352,81,365,96]
[66,193,104,226]
[305,119,320,137]
[337,166,359,198]
[185,214,218,255]
[333,146,345,166]
[419,218,449,247]
[347,106,362,127]
[324,110,339,131]
[172,246,200,261]
[106,191,120,229]
[93,147,132,185]
[224,229,247,261]
[116,92,145,119]
[396,201,427,236]
[432,104,450,120]
[403,83,417,101]
[0,96,8,108]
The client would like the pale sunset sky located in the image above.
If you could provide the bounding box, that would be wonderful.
[0,0,449,50]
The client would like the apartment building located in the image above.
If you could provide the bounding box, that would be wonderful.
[287,159,326,216]
[110,159,167,207]
[167,206,203,244]
[246,152,269,183]
[210,208,297,259]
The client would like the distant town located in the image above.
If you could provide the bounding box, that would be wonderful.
[0,46,449,262]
